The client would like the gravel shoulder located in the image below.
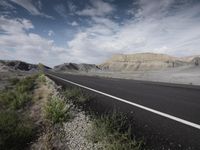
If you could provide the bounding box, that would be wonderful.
[30,76,102,150]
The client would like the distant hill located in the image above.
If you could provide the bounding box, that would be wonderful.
[0,60,51,72]
[53,63,100,72]
[99,53,200,72]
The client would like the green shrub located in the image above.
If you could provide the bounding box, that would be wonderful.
[89,112,142,150]
[0,111,35,150]
[63,88,82,100]
[9,78,20,85]
[15,76,36,93]
[11,92,31,109]
[0,75,37,150]
[38,74,46,83]
[44,96,71,124]
[0,89,31,110]
[63,88,91,104]
[0,90,16,108]
[0,75,36,110]
[76,92,91,104]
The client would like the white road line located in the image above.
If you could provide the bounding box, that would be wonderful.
[47,73,200,130]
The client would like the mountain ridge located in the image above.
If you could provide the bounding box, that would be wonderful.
[99,53,200,72]
[0,60,51,72]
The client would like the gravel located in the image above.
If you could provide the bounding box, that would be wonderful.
[45,77,102,150]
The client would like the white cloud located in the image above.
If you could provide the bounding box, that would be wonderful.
[71,21,78,26]
[137,0,175,19]
[10,0,53,19]
[1,0,200,66]
[76,0,115,17]
[67,1,77,15]
[0,16,69,67]
[0,0,15,9]
[66,0,200,63]
[54,4,68,18]
[37,0,42,10]
[48,30,54,36]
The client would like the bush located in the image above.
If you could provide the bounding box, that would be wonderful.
[15,76,36,93]
[76,92,91,104]
[89,111,143,150]
[0,75,36,110]
[0,90,16,109]
[63,88,82,100]
[0,111,35,150]
[0,88,31,110]
[44,96,71,124]
[11,92,31,109]
[38,74,46,83]
[63,87,91,104]
[9,78,20,85]
[0,75,37,150]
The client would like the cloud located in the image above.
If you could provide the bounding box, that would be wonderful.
[54,4,67,18]
[0,16,69,67]
[67,1,77,15]
[1,0,200,66]
[10,0,53,19]
[70,21,78,26]
[76,0,115,17]
[0,0,15,9]
[136,0,175,19]
[37,0,42,10]
[48,30,54,36]
[66,0,200,63]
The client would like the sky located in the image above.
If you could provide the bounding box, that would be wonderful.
[0,0,200,67]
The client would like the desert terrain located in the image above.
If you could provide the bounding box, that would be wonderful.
[53,53,200,85]
[1,53,200,149]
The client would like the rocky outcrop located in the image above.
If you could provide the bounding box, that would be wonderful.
[54,63,100,72]
[99,53,199,72]
[0,60,51,72]
[191,57,200,66]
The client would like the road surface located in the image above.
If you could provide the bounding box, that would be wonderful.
[46,71,200,149]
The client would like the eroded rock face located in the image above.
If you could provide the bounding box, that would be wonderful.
[99,53,199,72]
[0,60,38,71]
[191,57,200,66]
[54,63,100,72]
[0,60,51,72]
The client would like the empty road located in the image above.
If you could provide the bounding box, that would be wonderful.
[46,71,200,149]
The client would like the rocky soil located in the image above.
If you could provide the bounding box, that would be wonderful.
[30,76,102,150]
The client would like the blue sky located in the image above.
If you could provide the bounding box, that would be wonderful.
[0,0,200,66]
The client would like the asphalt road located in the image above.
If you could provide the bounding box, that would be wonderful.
[46,71,200,149]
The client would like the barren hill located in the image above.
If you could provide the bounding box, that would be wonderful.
[53,63,100,72]
[0,60,51,72]
[99,53,199,72]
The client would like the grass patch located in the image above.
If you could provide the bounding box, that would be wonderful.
[44,96,71,124]
[0,75,38,149]
[9,77,20,86]
[15,75,36,93]
[88,111,143,150]
[63,87,142,149]
[0,89,31,110]
[0,111,35,150]
[38,74,46,83]
[0,75,37,110]
[63,87,91,104]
